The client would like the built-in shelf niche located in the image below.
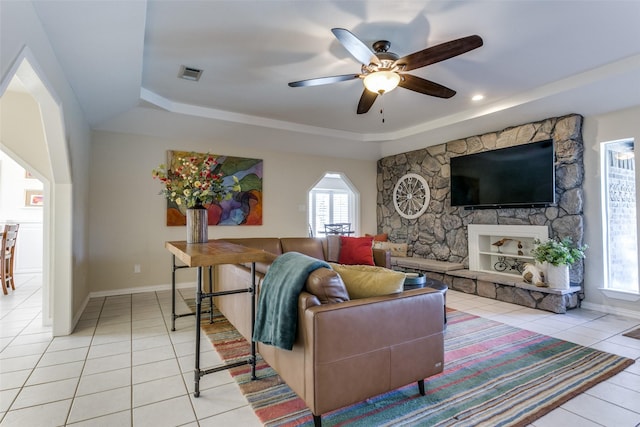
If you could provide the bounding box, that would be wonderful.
[468,224,549,277]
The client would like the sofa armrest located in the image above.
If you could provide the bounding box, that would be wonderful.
[300,288,445,414]
[303,288,443,360]
[372,248,391,268]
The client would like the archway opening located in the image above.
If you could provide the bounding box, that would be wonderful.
[1,53,73,335]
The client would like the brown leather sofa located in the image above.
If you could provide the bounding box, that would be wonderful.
[214,237,445,426]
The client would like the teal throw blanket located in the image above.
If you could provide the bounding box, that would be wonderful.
[253,252,329,350]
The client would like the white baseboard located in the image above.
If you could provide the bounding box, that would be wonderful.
[581,301,640,320]
[73,293,91,328]
[88,281,196,299]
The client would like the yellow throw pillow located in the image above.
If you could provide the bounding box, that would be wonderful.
[372,241,408,257]
[329,263,405,299]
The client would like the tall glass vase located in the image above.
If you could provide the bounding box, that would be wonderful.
[186,205,208,243]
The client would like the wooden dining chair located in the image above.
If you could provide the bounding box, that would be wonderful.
[1,224,19,295]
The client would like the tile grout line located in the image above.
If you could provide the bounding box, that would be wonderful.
[0,307,53,422]
[161,288,201,424]
[63,295,105,426]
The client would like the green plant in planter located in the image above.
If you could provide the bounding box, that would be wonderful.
[531,238,588,266]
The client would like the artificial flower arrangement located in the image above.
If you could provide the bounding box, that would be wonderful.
[152,152,240,208]
[531,237,587,266]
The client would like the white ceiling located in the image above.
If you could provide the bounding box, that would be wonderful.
[29,0,640,156]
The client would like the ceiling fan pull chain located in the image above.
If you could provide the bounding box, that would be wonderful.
[380,93,385,123]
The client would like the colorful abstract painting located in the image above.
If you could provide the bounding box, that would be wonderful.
[165,150,263,226]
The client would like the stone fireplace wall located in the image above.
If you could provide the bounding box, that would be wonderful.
[377,114,585,285]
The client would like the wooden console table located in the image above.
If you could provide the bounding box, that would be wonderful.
[165,240,271,397]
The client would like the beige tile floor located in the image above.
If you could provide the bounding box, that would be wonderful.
[1,273,639,426]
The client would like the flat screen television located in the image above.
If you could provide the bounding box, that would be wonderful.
[450,139,555,209]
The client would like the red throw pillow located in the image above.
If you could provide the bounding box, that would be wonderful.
[338,236,375,266]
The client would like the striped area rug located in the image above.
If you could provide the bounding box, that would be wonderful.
[195,303,634,427]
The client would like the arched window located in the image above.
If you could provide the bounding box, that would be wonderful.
[308,173,358,237]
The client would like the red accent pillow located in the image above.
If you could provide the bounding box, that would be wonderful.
[338,236,375,266]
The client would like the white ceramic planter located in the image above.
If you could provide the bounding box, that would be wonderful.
[546,264,570,290]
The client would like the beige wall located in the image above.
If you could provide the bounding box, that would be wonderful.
[0,92,51,177]
[88,130,377,293]
[582,105,640,316]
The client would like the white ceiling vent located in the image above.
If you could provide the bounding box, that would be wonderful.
[178,66,203,81]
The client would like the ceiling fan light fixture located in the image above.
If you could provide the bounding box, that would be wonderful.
[363,71,400,94]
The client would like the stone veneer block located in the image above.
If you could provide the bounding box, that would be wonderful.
[477,280,497,299]
[425,272,446,282]
[496,286,516,304]
[452,277,476,294]
[514,288,537,309]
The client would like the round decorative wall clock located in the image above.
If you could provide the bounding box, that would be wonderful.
[393,173,430,219]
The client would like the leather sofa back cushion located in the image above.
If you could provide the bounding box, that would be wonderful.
[305,268,350,304]
[338,236,375,266]
[281,238,326,260]
[329,263,405,299]
[325,235,341,262]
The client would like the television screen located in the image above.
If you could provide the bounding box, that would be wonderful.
[450,139,555,208]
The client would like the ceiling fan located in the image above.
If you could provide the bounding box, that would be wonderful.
[288,28,483,114]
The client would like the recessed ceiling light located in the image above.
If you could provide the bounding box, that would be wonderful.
[471,94,484,101]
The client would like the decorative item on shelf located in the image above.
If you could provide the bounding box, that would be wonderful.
[522,262,546,287]
[531,238,588,289]
[492,238,512,253]
[152,152,241,243]
[494,256,525,274]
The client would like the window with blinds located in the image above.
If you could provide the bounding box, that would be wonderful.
[601,138,638,294]
[308,173,357,237]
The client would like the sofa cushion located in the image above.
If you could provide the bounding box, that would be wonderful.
[324,235,342,262]
[365,233,388,242]
[280,237,326,260]
[338,236,375,266]
[373,241,408,257]
[305,268,350,304]
[329,263,405,299]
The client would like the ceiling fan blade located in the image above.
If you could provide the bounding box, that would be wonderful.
[331,28,381,66]
[357,89,378,114]
[399,74,456,98]
[288,74,360,87]
[395,35,483,71]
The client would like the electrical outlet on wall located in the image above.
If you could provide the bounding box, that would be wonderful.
[134,264,141,274]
